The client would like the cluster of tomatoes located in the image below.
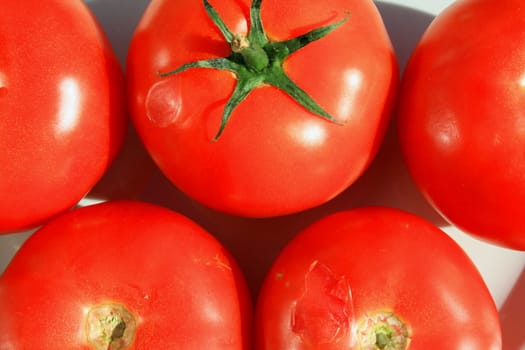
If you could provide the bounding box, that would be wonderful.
[1,0,523,349]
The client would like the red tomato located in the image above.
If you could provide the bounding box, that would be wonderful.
[0,0,127,233]
[0,200,252,349]
[254,207,501,349]
[126,0,398,217]
[397,0,525,249]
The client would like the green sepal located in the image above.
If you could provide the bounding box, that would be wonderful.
[158,0,348,140]
[277,14,349,56]
[264,65,343,125]
[159,57,242,77]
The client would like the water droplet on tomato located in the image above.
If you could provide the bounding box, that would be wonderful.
[145,78,183,127]
[0,72,8,98]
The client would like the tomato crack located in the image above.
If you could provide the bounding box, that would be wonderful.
[290,260,354,346]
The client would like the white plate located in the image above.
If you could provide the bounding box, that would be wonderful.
[2,1,524,348]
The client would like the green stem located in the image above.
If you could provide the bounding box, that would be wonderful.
[231,35,269,72]
[158,0,348,140]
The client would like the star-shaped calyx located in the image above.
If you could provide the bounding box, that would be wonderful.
[159,0,348,140]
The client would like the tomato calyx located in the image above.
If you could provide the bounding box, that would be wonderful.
[85,303,136,350]
[159,0,348,140]
[355,311,410,350]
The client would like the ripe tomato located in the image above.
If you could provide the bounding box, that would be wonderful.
[0,201,252,350]
[397,0,525,250]
[0,0,126,233]
[126,0,398,217]
[254,207,501,349]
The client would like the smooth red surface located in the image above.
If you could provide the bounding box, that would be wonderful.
[0,0,127,233]
[254,207,501,349]
[0,201,252,349]
[126,0,398,217]
[397,0,525,250]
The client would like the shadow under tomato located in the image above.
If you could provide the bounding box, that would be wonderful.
[375,1,437,72]
[500,266,525,350]
[85,124,157,202]
[85,0,150,65]
[0,231,34,274]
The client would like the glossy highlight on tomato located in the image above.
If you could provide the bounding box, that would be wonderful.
[0,0,127,233]
[255,207,501,349]
[397,0,525,250]
[127,0,398,217]
[0,200,252,349]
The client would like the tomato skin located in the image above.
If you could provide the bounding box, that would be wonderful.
[0,200,252,349]
[0,0,127,233]
[254,207,501,349]
[397,0,525,249]
[127,0,398,217]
